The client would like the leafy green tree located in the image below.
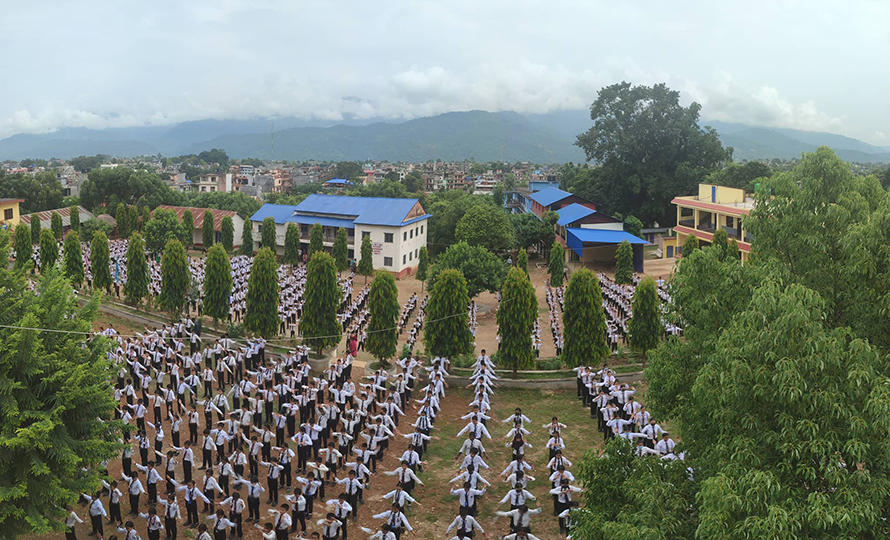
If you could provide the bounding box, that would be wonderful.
[491,184,505,207]
[706,160,771,191]
[157,239,189,317]
[623,215,643,237]
[183,191,263,220]
[614,239,634,285]
[575,82,731,225]
[0,170,63,214]
[402,170,424,192]
[63,230,84,287]
[728,239,741,259]
[220,216,234,252]
[711,227,729,257]
[511,212,555,250]
[358,234,373,282]
[261,217,277,250]
[516,247,528,274]
[203,244,233,329]
[29,214,41,244]
[244,248,280,338]
[51,211,63,239]
[628,276,660,363]
[562,268,609,367]
[427,241,506,297]
[180,209,194,247]
[283,223,300,265]
[13,223,32,270]
[424,268,474,358]
[79,218,112,243]
[91,230,112,292]
[39,228,58,272]
[141,205,151,231]
[115,203,129,239]
[123,232,149,306]
[682,234,699,256]
[332,227,349,273]
[143,208,185,253]
[80,167,172,210]
[548,241,565,287]
[241,221,254,256]
[455,203,514,251]
[333,161,363,181]
[300,252,341,353]
[497,267,537,376]
[69,205,80,231]
[202,209,215,249]
[416,246,429,291]
[128,205,138,237]
[366,270,400,368]
[309,223,324,256]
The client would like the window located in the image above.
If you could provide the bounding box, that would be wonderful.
[362,231,370,239]
[420,225,424,234]
[409,252,413,262]
[415,249,418,258]
[3,209,12,220]
[403,232,407,241]
[384,257,392,267]
[403,255,406,265]
[410,229,414,239]
[384,233,394,243]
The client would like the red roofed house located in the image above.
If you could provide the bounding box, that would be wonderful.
[154,205,245,248]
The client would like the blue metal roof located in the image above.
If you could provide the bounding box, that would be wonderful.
[325,178,352,185]
[556,203,596,226]
[249,204,355,228]
[250,195,430,228]
[566,228,648,244]
[529,186,572,207]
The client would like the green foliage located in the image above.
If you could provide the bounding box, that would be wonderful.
[706,160,771,191]
[114,204,127,239]
[497,267,537,376]
[68,154,107,172]
[141,206,151,231]
[143,208,185,253]
[180,209,194,247]
[157,239,189,317]
[29,214,41,244]
[628,277,660,358]
[562,268,609,367]
[261,217,277,250]
[574,82,730,225]
[416,246,429,283]
[240,220,254,256]
[403,170,424,192]
[424,268,474,358]
[516,247,529,274]
[728,239,741,259]
[623,215,643,237]
[220,216,234,252]
[182,191,262,219]
[123,232,149,306]
[711,227,729,257]
[39,229,58,272]
[78,218,112,243]
[427,241,506,297]
[548,241,565,287]
[197,148,229,166]
[366,271,400,367]
[348,179,411,199]
[682,234,699,256]
[244,248,280,338]
[358,234,373,278]
[80,167,179,212]
[13,223,32,270]
[69,205,80,231]
[536,357,564,371]
[127,206,138,237]
[300,252,341,353]
[511,212,555,251]
[283,223,301,265]
[202,209,215,249]
[309,222,324,256]
[455,203,514,251]
[203,244,233,326]
[0,171,63,214]
[333,227,349,273]
[63,230,84,287]
[91,231,112,292]
[614,239,634,285]
[427,192,490,254]
[491,184,505,207]
[50,211,63,239]
[333,161,363,181]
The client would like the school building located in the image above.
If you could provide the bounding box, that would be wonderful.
[671,183,753,263]
[0,199,23,230]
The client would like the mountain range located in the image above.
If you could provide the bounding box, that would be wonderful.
[1,110,889,164]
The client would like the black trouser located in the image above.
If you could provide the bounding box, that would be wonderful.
[183,461,193,484]
[190,424,199,444]
[148,528,161,540]
[66,527,77,540]
[345,493,358,521]
[268,477,279,504]
[249,456,259,477]
[165,517,178,540]
[281,462,292,488]
[129,493,140,514]
[109,502,122,525]
[122,457,132,477]
[230,512,243,538]
[148,482,158,503]
[89,514,104,537]
[247,496,260,521]
[292,510,306,533]
[203,449,213,469]
[185,501,198,526]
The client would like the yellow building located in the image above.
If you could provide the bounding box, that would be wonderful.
[672,184,753,263]
[0,199,23,230]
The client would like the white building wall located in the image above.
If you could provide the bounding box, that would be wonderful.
[353,219,428,274]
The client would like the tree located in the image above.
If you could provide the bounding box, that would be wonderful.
[29,213,41,244]
[614,239,634,285]
[128,205,139,238]
[562,268,610,367]
[402,170,424,192]
[69,205,80,231]
[427,241,506,297]
[548,241,565,287]
[63,230,84,287]
[283,223,301,265]
[13,223,31,270]
[711,227,729,257]
[491,184,505,207]
[424,268,474,358]
[39,228,58,272]
[366,271,400,368]
[497,267,537,376]
[220,216,234,252]
[300,252,341,353]
[0,171,63,214]
[333,161,363,181]
[141,205,151,231]
[202,209,215,250]
[0,238,120,537]
[682,234,699,256]
[358,234,373,282]
[79,218,112,243]
[123,232,149,306]
[80,167,172,210]
[115,203,129,239]
[575,82,731,225]
[333,227,349,273]
[244,248,280,338]
[623,215,643,238]
[511,212,554,251]
[261,217,277,251]
[706,160,772,191]
[180,209,194,248]
[309,223,324,256]
[728,238,741,259]
[91,230,112,292]
[516,247,528,275]
[51,211,63,239]
[240,221,254,256]
[455,204,514,251]
[157,239,189,318]
[628,276,660,363]
[203,244,233,329]
[416,246,430,291]
[427,191,490,252]
[143,208,185,253]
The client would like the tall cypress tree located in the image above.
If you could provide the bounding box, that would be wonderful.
[51,211,63,240]
[366,270,400,368]
[516,247,529,275]
[497,267,537,376]
[682,234,699,257]
[628,276,660,364]
[128,206,138,238]
[283,223,300,265]
[261,217,277,251]
[300,251,341,354]
[30,214,41,244]
[204,244,233,329]
[614,239,634,285]
[142,206,151,231]
[333,227,349,273]
[548,241,565,287]
[13,223,32,270]
[63,230,84,288]
[69,205,80,231]
[220,216,234,252]
[712,228,729,259]
[562,268,609,367]
[416,246,429,292]
[241,220,254,256]
[91,230,112,292]
[39,228,58,272]
[358,234,373,282]
[202,210,215,250]
[124,232,149,306]
[309,223,324,256]
[158,239,189,318]
[115,204,129,239]
[245,247,280,338]
[180,209,194,248]
[423,268,474,358]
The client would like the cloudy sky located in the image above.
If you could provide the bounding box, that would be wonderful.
[2,0,889,143]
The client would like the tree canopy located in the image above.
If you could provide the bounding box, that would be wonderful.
[0,171,63,214]
[220,216,234,252]
[300,251,341,354]
[202,210,215,249]
[497,267,537,376]
[39,229,58,273]
[50,212,63,240]
[358,234,373,280]
[80,167,172,210]
[548,241,565,287]
[261,217,277,250]
[283,223,300,265]
[562,268,609,367]
[366,270,400,367]
[13,223,31,270]
[180,209,194,247]
[90,230,112,292]
[455,203,515,251]
[240,221,254,256]
[424,268,474,358]
[333,227,349,273]
[204,244,233,327]
[628,276,660,360]
[614,239,634,285]
[157,239,189,317]
[309,223,324,256]
[123,232,149,306]
[143,208,185,253]
[63,230,84,288]
[244,247,280,338]
[427,241,506,297]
